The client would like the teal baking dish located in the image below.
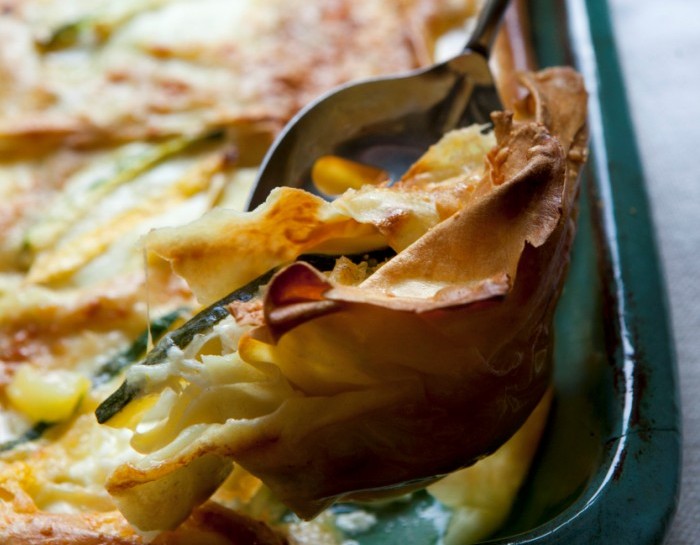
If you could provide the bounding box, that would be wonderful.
[493,0,681,541]
[327,0,681,543]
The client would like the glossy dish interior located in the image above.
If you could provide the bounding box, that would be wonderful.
[488,0,679,543]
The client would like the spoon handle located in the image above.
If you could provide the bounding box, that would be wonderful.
[465,0,512,56]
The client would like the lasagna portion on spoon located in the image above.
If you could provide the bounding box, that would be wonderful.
[98,67,588,534]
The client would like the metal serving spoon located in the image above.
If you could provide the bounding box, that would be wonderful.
[246,0,511,210]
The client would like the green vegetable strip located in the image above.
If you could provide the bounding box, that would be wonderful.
[0,310,186,453]
[38,0,172,52]
[92,308,186,386]
[0,421,52,453]
[94,248,395,424]
[23,130,224,254]
[89,131,224,193]
[39,21,88,52]
[95,268,276,424]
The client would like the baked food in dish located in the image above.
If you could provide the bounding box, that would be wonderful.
[0,0,587,543]
[99,66,588,533]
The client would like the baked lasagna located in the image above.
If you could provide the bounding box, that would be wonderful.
[0,1,588,543]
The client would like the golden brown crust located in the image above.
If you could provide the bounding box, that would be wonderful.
[0,505,141,545]
[0,503,287,545]
[0,0,435,150]
[154,502,288,545]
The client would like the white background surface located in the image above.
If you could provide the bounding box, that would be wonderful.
[608,1,699,542]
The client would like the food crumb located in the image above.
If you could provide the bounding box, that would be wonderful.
[335,511,378,534]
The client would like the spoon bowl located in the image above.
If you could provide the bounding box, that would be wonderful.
[246,0,510,209]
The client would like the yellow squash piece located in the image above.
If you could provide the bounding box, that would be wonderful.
[7,365,90,424]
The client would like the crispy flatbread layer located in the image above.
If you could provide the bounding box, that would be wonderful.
[0,500,287,545]
[102,68,588,529]
[0,0,473,148]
